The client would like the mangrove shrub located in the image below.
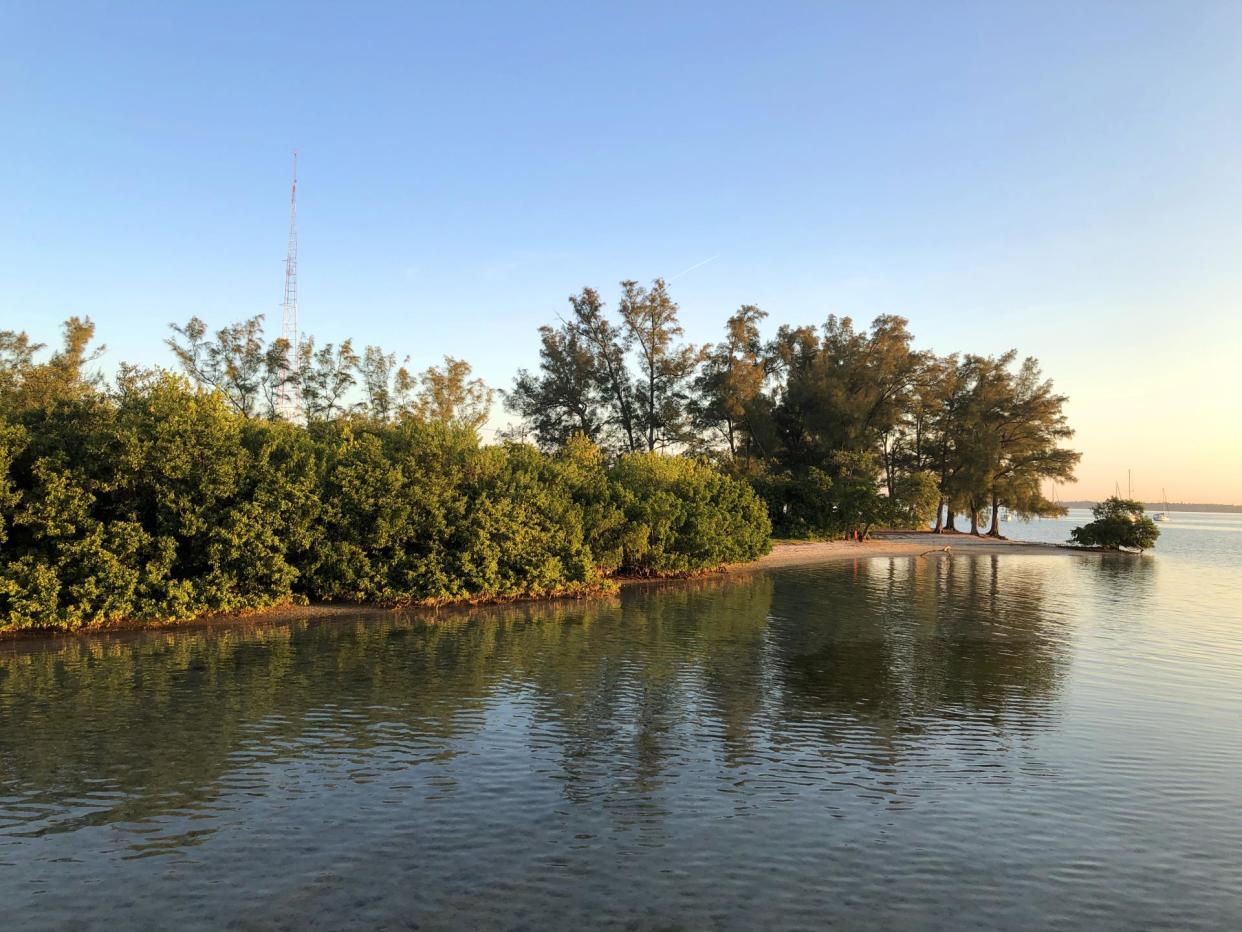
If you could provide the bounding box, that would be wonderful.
[0,379,770,631]
[1069,498,1160,552]
[610,452,772,575]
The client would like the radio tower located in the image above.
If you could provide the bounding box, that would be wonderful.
[277,151,300,419]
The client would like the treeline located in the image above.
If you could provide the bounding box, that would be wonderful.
[0,318,769,631]
[165,316,496,428]
[507,280,1080,537]
[0,279,1080,629]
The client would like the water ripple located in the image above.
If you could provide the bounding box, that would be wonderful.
[1,547,1241,928]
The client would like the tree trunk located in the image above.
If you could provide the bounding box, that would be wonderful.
[933,496,945,533]
[945,507,958,532]
[969,502,980,536]
[882,433,896,499]
[646,353,657,451]
[743,412,768,459]
[987,489,1002,537]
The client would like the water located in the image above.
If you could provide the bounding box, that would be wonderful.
[2,518,1241,929]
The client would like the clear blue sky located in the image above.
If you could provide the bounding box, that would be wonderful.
[3,1,1241,500]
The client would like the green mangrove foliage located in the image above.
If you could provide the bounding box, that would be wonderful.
[0,320,770,632]
[1069,498,1160,552]
[611,451,772,575]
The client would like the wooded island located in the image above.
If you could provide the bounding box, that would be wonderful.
[0,279,1080,631]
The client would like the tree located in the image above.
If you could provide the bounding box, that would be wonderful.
[924,354,971,532]
[953,352,1013,535]
[1070,498,1159,552]
[980,356,1080,536]
[693,305,769,461]
[506,324,604,448]
[828,450,889,537]
[617,278,704,452]
[888,470,941,529]
[567,287,640,453]
[167,316,287,418]
[355,345,413,423]
[940,352,1080,536]
[296,337,359,423]
[411,357,494,434]
[882,353,944,498]
[0,317,104,413]
[768,314,922,474]
[501,288,1086,544]
[0,330,42,402]
[759,315,924,534]
[513,281,706,455]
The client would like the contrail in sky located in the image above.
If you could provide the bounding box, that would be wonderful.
[668,255,719,281]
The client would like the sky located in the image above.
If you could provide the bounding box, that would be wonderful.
[2,1,1240,503]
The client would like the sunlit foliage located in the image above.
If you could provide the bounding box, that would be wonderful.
[1069,498,1160,552]
[512,282,1082,539]
[0,320,769,631]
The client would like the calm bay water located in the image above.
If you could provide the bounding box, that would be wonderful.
[2,517,1241,929]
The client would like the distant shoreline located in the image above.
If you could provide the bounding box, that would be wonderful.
[1057,501,1241,514]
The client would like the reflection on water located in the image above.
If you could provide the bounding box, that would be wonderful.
[2,552,1240,929]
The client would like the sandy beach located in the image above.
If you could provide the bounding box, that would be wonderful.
[753,532,1073,569]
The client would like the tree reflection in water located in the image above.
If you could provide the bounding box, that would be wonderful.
[1,556,1072,848]
[6,549,1231,932]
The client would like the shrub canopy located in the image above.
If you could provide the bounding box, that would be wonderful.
[1069,498,1160,552]
[0,377,770,631]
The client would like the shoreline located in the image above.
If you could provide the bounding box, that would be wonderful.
[752,531,1077,568]
[0,533,1102,642]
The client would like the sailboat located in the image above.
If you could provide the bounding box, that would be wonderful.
[1153,489,1172,522]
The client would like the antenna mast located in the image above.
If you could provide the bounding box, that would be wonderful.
[277,151,300,418]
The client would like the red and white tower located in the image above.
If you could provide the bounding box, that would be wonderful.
[276,151,300,418]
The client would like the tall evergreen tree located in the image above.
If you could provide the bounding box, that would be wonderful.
[981,356,1080,535]
[506,324,603,449]
[355,345,412,423]
[617,279,704,452]
[296,337,359,423]
[767,314,923,475]
[567,287,640,453]
[924,354,971,532]
[412,356,494,434]
[1,317,103,413]
[167,316,287,419]
[693,305,769,462]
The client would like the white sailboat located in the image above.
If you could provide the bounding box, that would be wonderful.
[1153,489,1172,522]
